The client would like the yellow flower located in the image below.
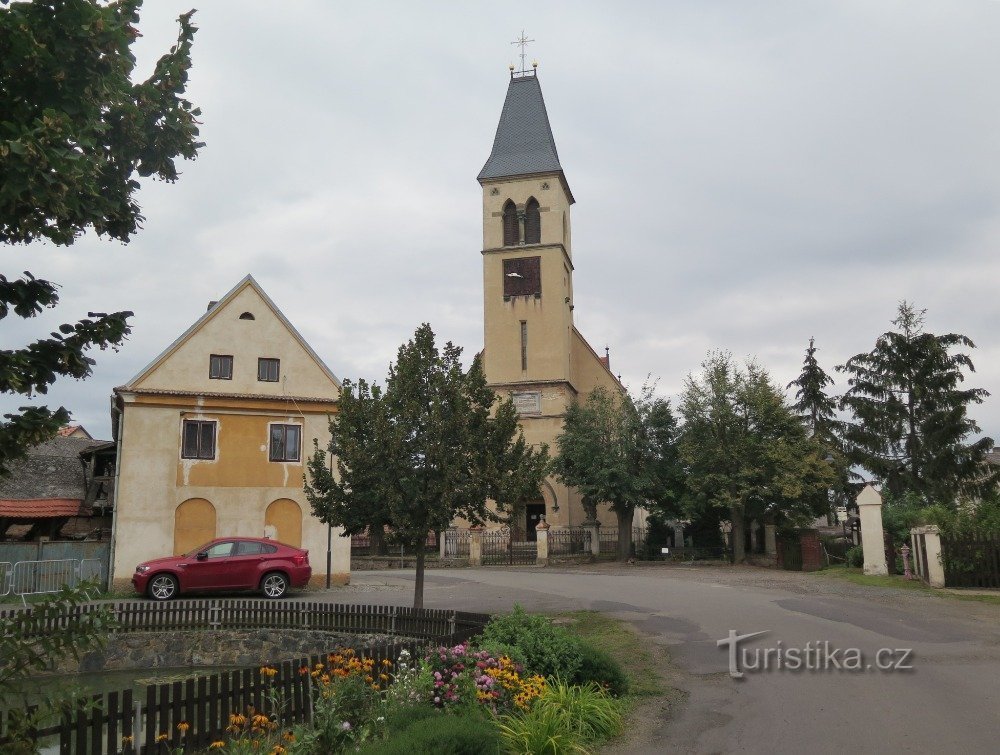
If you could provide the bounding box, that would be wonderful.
[260,666,278,677]
[177,721,190,734]
[155,733,169,743]
[283,730,296,742]
[210,742,225,750]
[121,735,134,745]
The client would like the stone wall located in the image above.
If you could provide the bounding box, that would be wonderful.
[58,629,394,674]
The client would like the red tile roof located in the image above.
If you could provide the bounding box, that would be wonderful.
[0,498,84,518]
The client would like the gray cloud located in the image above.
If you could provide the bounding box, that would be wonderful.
[4,0,999,447]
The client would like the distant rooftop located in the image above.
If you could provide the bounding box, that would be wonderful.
[478,73,567,187]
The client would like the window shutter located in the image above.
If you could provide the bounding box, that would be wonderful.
[502,201,519,246]
[524,198,541,244]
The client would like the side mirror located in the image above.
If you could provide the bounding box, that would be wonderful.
[196,551,208,561]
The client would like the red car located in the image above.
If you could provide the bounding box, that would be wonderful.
[132,537,311,600]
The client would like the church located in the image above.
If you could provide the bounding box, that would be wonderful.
[477,65,625,537]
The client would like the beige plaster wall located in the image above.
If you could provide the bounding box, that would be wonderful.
[112,400,350,589]
[480,175,572,253]
[570,329,622,396]
[135,285,339,400]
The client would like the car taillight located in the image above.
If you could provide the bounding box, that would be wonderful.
[293,552,307,566]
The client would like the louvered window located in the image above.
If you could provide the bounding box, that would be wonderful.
[524,198,541,244]
[503,257,542,298]
[502,200,519,246]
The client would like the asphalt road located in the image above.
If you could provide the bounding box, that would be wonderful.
[328,563,1000,754]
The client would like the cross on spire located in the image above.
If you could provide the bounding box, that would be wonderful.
[511,30,535,74]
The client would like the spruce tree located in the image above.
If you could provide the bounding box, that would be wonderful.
[838,302,996,505]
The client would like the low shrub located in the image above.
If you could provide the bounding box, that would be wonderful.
[537,679,624,743]
[572,642,629,697]
[358,712,502,755]
[494,703,586,755]
[846,545,864,568]
[478,606,583,681]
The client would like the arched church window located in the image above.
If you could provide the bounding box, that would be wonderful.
[524,198,541,244]
[502,200,519,246]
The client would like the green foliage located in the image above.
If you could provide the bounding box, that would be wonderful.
[572,642,629,697]
[0,581,117,747]
[302,674,381,753]
[838,302,996,506]
[478,607,583,682]
[679,352,834,562]
[0,0,201,474]
[358,711,502,755]
[552,383,684,559]
[533,680,624,743]
[845,545,864,568]
[304,324,548,608]
[0,0,202,245]
[494,703,588,755]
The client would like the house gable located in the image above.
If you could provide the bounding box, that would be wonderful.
[125,276,340,401]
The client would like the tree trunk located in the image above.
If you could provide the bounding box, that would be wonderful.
[731,505,746,563]
[370,525,388,556]
[615,507,635,561]
[413,548,425,610]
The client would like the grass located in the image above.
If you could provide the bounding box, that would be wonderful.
[818,566,1000,606]
[549,610,664,698]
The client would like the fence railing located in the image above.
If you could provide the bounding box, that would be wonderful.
[0,602,491,754]
[0,562,11,597]
[350,530,437,556]
[941,533,1000,588]
[3,558,105,602]
[548,528,592,556]
[0,599,491,642]
[443,528,470,558]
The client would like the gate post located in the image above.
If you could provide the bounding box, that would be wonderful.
[469,526,484,567]
[583,519,601,557]
[857,485,888,576]
[535,518,550,566]
[911,525,945,587]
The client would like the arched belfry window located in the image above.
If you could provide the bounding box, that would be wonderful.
[524,198,541,244]
[502,200,519,246]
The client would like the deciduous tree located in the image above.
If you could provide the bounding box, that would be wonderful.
[680,352,832,562]
[305,324,547,609]
[552,384,683,560]
[0,0,201,474]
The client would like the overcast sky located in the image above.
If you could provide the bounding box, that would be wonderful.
[5,0,1000,444]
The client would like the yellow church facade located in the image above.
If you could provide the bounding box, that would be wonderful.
[108,276,351,589]
[477,69,624,535]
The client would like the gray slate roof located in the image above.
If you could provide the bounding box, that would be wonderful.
[478,75,564,182]
[0,436,102,501]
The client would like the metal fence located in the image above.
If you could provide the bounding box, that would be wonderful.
[481,527,535,566]
[443,528,470,557]
[548,528,592,556]
[2,558,104,602]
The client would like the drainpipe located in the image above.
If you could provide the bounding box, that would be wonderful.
[107,395,125,592]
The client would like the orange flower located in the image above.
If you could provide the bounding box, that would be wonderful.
[155,733,168,743]
[177,721,190,734]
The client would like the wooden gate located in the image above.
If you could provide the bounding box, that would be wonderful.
[481,527,535,566]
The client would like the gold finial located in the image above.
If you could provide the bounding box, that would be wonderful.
[532,60,538,69]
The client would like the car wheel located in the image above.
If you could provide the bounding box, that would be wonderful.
[261,572,288,599]
[148,574,178,601]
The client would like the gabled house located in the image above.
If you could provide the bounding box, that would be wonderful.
[0,433,113,542]
[109,275,349,589]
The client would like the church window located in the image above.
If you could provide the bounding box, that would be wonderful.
[239,311,255,320]
[502,200,519,246]
[258,358,280,382]
[524,198,541,244]
[520,321,528,372]
[503,257,541,298]
[209,354,233,380]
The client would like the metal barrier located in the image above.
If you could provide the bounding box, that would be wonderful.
[6,558,102,603]
[0,562,11,597]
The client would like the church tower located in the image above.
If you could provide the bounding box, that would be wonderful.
[479,67,621,533]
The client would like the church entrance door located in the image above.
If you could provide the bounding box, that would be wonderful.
[525,503,546,542]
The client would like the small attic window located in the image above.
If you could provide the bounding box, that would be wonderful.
[239,312,255,320]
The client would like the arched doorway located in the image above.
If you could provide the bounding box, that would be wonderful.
[265,498,302,547]
[174,498,216,555]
